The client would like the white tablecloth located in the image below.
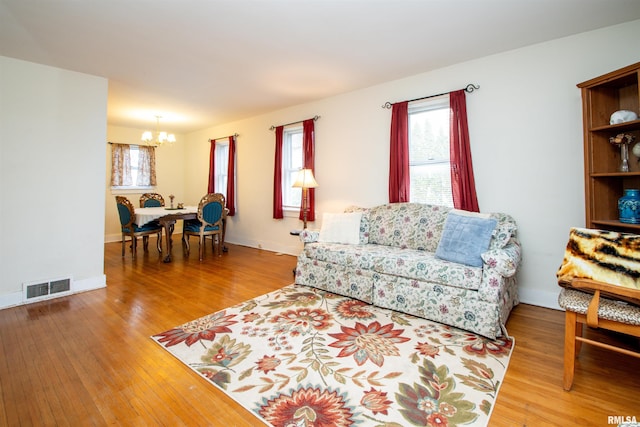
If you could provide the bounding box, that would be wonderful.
[135,206,198,226]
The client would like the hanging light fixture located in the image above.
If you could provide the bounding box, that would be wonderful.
[141,115,176,146]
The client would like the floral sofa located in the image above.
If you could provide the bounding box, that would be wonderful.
[294,203,521,339]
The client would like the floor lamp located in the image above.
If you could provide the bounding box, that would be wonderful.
[292,168,318,229]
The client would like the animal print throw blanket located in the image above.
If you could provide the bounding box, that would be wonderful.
[557,227,640,303]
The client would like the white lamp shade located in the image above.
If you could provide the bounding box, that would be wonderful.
[141,116,176,145]
[292,168,319,188]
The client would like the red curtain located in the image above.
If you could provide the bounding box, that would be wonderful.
[450,90,479,212]
[301,119,316,222]
[389,101,409,203]
[207,140,216,193]
[273,126,284,219]
[225,136,236,216]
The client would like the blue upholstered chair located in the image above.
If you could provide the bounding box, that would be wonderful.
[139,193,165,246]
[139,193,165,208]
[116,196,163,257]
[182,193,225,261]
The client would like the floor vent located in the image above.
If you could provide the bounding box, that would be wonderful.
[23,277,73,303]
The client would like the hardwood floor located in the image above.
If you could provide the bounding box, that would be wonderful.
[0,241,638,426]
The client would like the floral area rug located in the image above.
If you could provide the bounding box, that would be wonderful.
[152,284,514,427]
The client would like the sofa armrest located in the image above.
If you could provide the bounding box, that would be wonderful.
[478,240,522,302]
[299,229,320,243]
[481,240,521,277]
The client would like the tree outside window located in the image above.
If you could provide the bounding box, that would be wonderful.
[408,96,453,207]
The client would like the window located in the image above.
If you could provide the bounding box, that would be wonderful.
[128,145,143,186]
[110,144,156,190]
[213,141,229,199]
[282,127,303,209]
[408,96,453,207]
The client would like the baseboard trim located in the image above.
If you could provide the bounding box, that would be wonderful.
[0,274,106,310]
[517,286,561,310]
[228,237,302,257]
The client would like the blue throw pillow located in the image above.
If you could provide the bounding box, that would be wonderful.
[435,211,497,267]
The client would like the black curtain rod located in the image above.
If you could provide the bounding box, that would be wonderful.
[107,141,157,147]
[209,133,239,143]
[382,84,479,109]
[269,115,320,131]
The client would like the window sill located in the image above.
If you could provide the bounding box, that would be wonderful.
[283,207,301,218]
[110,186,155,195]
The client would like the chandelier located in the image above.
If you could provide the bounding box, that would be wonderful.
[141,115,176,146]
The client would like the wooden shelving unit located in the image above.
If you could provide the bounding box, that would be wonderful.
[579,62,640,232]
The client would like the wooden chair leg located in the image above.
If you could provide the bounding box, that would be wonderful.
[182,235,190,255]
[575,321,583,355]
[563,310,578,391]
[198,235,204,261]
[121,235,125,257]
[156,232,162,253]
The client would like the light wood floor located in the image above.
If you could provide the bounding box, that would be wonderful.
[0,241,638,426]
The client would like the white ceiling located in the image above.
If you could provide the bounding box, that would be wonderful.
[2,0,640,134]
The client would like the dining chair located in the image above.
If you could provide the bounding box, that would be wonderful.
[139,193,167,245]
[115,196,163,257]
[139,193,165,208]
[182,193,226,261]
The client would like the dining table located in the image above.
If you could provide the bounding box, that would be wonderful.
[135,206,227,263]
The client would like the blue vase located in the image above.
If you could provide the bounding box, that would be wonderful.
[618,189,640,224]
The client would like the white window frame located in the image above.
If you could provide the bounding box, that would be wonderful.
[408,95,454,207]
[282,126,303,211]
[213,141,229,200]
[110,144,155,193]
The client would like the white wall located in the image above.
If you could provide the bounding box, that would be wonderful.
[0,56,108,307]
[181,19,640,309]
[104,125,186,241]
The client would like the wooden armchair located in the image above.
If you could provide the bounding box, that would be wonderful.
[559,279,640,390]
[557,227,640,391]
[115,196,163,257]
[139,193,165,208]
[182,193,226,261]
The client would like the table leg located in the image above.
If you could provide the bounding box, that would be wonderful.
[160,218,177,263]
[222,217,228,253]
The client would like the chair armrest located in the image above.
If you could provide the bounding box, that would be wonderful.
[568,278,640,307]
[477,241,521,303]
[481,240,522,278]
[299,229,320,243]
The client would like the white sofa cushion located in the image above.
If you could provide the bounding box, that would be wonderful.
[318,212,363,245]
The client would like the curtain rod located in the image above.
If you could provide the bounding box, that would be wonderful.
[269,115,320,131]
[382,84,479,109]
[209,133,239,143]
[107,141,135,146]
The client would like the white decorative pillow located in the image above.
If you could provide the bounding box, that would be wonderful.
[318,212,363,245]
